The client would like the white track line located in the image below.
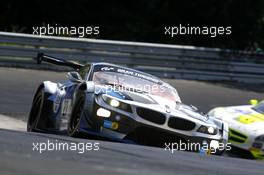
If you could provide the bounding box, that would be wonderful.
[0,114,26,131]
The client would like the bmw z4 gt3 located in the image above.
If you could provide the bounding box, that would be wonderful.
[27,53,229,154]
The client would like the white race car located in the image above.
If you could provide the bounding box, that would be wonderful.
[208,100,264,159]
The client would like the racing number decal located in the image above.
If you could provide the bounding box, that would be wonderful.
[53,94,61,113]
[62,99,72,117]
[236,114,264,124]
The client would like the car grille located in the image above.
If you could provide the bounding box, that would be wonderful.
[136,107,166,125]
[168,117,196,131]
[229,128,247,143]
[125,126,187,147]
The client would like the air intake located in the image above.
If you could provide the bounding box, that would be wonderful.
[168,117,196,131]
[136,107,166,125]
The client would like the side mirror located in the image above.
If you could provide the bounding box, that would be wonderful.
[249,99,258,106]
[67,71,82,82]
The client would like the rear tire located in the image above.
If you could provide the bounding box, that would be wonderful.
[27,88,44,132]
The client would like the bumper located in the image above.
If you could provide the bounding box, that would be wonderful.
[249,147,264,159]
[91,106,227,152]
[84,97,228,153]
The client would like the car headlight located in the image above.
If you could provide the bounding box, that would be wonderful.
[96,108,111,118]
[197,125,217,135]
[102,95,132,112]
[109,99,120,107]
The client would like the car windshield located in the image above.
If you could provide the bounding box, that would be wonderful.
[253,102,264,114]
[92,66,181,102]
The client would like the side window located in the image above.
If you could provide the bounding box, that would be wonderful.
[78,65,90,80]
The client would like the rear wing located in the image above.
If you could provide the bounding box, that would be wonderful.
[36,53,84,69]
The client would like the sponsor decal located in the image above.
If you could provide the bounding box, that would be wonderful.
[53,94,61,113]
[103,120,119,130]
[62,99,72,117]
[101,67,114,71]
[233,109,251,115]
[236,113,264,124]
[165,105,171,113]
[96,65,161,84]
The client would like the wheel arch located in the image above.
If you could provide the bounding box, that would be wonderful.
[42,81,58,94]
[33,81,58,100]
[78,81,95,92]
[69,81,96,136]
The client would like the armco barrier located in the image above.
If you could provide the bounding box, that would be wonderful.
[0,32,263,83]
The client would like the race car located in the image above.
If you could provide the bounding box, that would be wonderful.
[27,53,229,154]
[208,100,264,159]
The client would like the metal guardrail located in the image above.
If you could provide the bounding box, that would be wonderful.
[0,31,263,83]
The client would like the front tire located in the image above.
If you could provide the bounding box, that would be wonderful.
[68,93,85,137]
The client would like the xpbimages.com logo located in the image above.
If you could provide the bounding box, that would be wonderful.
[32,24,100,38]
[32,140,100,154]
[164,24,232,38]
[164,140,232,154]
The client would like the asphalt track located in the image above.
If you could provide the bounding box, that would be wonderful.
[0,122,263,175]
[0,67,264,175]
